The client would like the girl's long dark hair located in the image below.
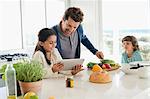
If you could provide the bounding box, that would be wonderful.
[34,28,56,65]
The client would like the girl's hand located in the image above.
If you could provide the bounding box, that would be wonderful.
[71,64,84,75]
[52,63,64,73]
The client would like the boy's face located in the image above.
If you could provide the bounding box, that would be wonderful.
[41,35,57,52]
[122,41,134,52]
[61,17,80,37]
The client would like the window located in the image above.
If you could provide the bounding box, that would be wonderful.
[102,0,150,62]
[21,0,46,49]
[65,0,150,62]
[0,0,22,50]
[22,0,65,49]
[0,0,65,51]
[46,0,65,27]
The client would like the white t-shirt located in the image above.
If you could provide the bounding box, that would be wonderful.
[33,48,64,78]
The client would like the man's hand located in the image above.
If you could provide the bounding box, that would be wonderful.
[71,64,83,75]
[52,63,64,73]
[95,51,104,59]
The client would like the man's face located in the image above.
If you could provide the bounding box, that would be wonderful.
[61,17,80,37]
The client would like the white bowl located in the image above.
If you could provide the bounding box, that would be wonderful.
[121,63,138,74]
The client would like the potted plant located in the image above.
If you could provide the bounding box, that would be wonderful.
[16,60,45,95]
[0,60,45,96]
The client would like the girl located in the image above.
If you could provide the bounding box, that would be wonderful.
[121,36,142,63]
[33,28,82,78]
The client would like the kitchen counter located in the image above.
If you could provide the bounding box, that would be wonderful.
[0,69,150,99]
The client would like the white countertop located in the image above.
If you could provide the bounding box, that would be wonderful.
[1,69,150,99]
[40,69,150,99]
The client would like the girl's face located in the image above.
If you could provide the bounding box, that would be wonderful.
[41,35,57,52]
[122,41,134,52]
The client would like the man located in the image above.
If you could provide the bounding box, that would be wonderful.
[51,7,104,59]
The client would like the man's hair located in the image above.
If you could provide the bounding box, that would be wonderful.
[63,7,84,22]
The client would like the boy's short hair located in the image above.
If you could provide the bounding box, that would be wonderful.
[122,36,139,51]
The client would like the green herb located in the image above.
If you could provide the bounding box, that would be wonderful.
[0,60,45,82]
[16,60,45,82]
